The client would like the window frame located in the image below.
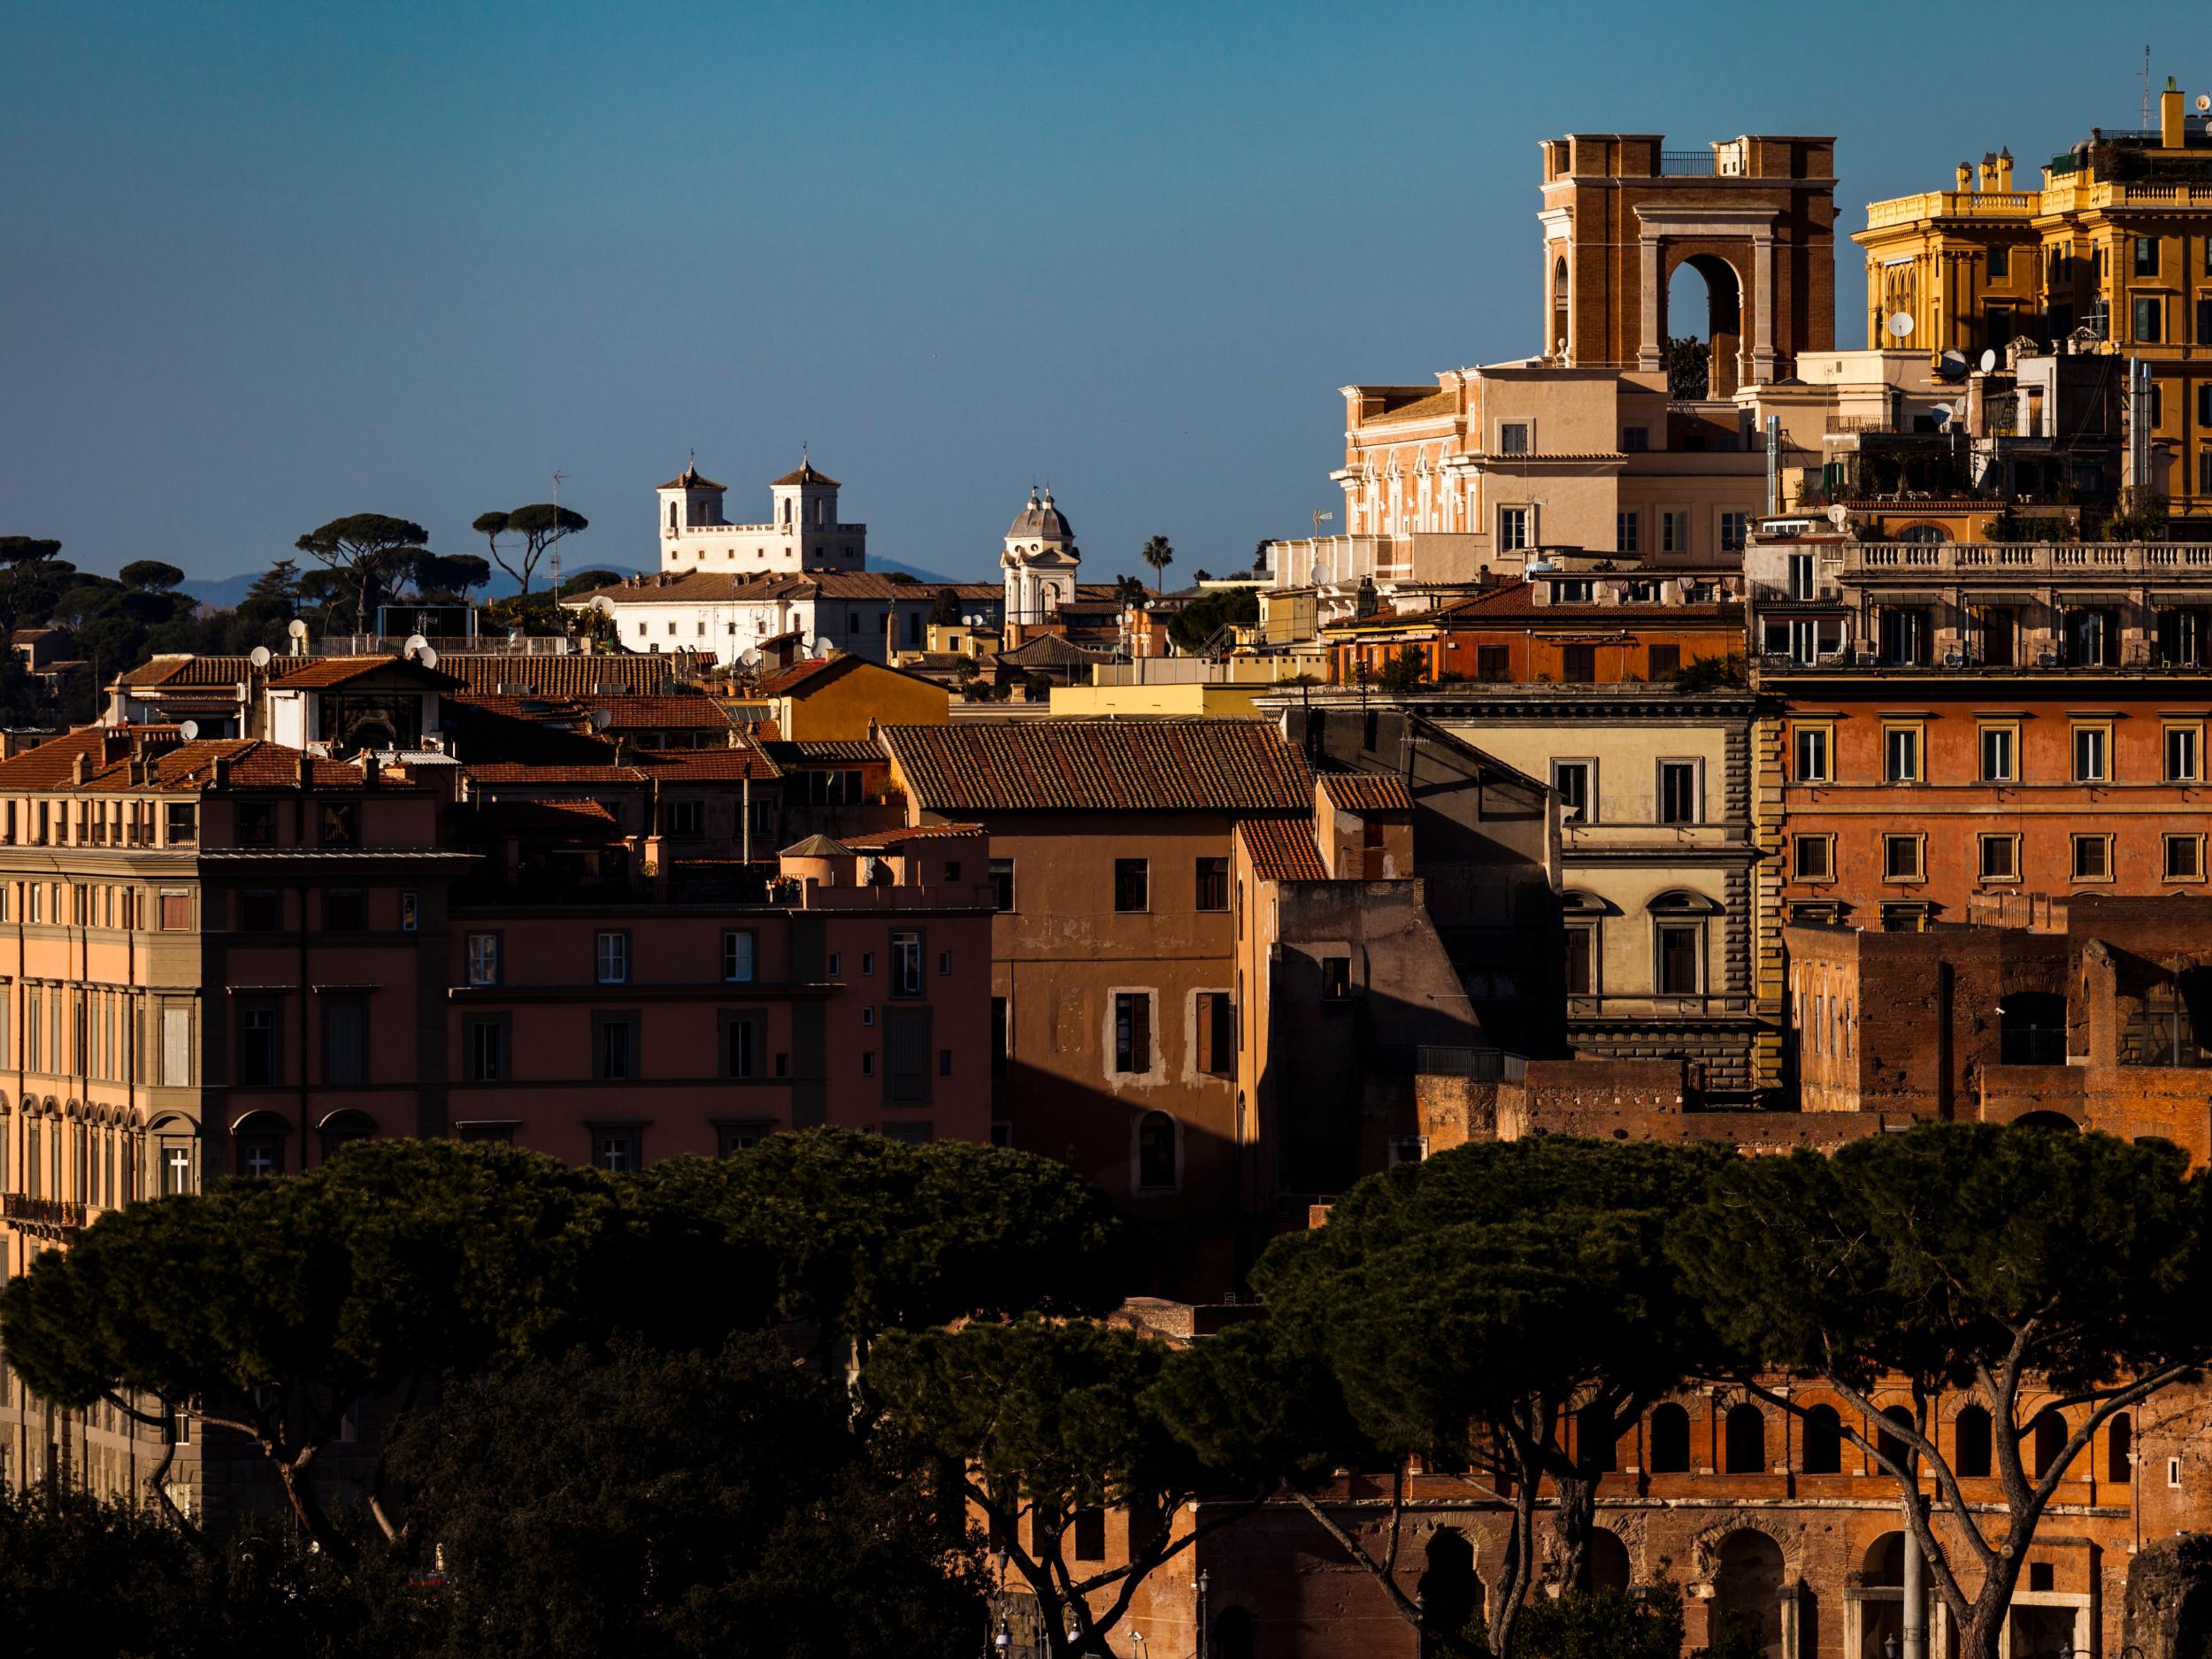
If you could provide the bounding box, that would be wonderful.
[1654,919,1703,996]
[1978,720,2020,784]
[1111,990,1154,1076]
[1790,723,1832,784]
[2070,720,2113,784]
[1112,857,1149,914]
[2070,832,2115,884]
[1552,757,1597,824]
[889,928,925,998]
[1882,722,1924,785]
[594,929,631,986]
[2165,720,2203,783]
[591,1010,641,1081]
[1978,833,2022,885]
[988,857,1016,911]
[1791,833,1834,884]
[1655,758,1702,826]
[1882,833,1927,884]
[2164,833,2206,884]
[465,931,502,987]
[721,928,757,984]
[1194,856,1230,913]
[462,1013,511,1083]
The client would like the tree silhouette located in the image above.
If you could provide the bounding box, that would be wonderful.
[1140,534,1174,594]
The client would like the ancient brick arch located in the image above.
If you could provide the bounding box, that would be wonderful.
[1690,1513,1807,1585]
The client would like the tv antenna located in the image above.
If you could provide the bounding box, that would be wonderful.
[1311,508,1334,536]
[550,468,567,600]
[2143,45,2152,134]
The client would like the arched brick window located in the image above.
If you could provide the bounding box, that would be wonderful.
[1648,1403,1691,1473]
[1724,1403,1766,1474]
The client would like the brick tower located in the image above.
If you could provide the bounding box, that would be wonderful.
[1537,134,1838,396]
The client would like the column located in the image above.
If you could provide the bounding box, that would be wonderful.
[1753,231,1778,384]
[1640,234,1664,372]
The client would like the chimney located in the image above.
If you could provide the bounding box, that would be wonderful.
[296,752,310,789]
[70,750,89,787]
[362,754,381,787]
[211,753,231,790]
[1977,151,1996,191]
[2162,79,2185,150]
[1955,160,1973,191]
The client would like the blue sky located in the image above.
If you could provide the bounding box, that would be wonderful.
[4,1,2208,588]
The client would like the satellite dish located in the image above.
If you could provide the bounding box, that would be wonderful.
[248,645,272,669]
[1936,349,1968,381]
[2197,94,2209,112]
[1953,398,1967,420]
[590,708,614,732]
[178,720,199,741]
[737,649,761,672]
[288,618,309,640]
[403,633,430,658]
[1978,349,1998,373]
[1886,311,1915,341]
[1308,558,1328,588]
[417,646,438,671]
[1827,504,1850,527]
[811,636,836,657]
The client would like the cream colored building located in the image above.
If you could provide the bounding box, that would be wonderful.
[657,455,866,574]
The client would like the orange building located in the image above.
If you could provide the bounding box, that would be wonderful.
[1325,572,1744,686]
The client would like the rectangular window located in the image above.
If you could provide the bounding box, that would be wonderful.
[1320,956,1351,1000]
[2071,724,2110,782]
[595,931,630,985]
[1564,925,1594,995]
[1622,426,1648,451]
[1656,760,1700,825]
[1194,990,1234,1079]
[2136,234,2160,277]
[1661,511,1688,555]
[1616,511,1640,553]
[1987,244,2008,278]
[667,799,705,837]
[319,802,359,849]
[159,889,192,932]
[237,803,275,845]
[165,803,197,845]
[989,857,1016,911]
[1497,421,1531,454]
[1978,724,2017,783]
[236,1007,280,1087]
[722,1012,764,1079]
[592,1014,638,1081]
[1561,643,1596,683]
[463,1016,508,1082]
[323,999,367,1086]
[466,933,501,986]
[1499,506,1532,551]
[1112,992,1151,1075]
[2198,299,2212,348]
[239,889,281,933]
[721,929,757,983]
[401,891,419,932]
[1793,725,1832,783]
[1884,726,1923,784]
[1113,858,1148,912]
[890,930,923,997]
[2134,296,2163,344]
[1553,760,1594,824]
[324,888,365,932]
[1647,643,1681,680]
[1883,834,1924,882]
[2165,834,2205,882]
[2070,833,2112,882]
[591,1130,641,1174]
[886,1008,931,1102]
[161,1005,192,1087]
[2166,723,2202,782]
[1792,835,1833,881]
[1194,856,1229,912]
[1656,924,1701,995]
[1719,511,1748,553]
[1978,834,2020,883]
[990,995,1009,1079]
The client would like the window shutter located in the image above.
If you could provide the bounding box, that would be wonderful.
[1132,995,1151,1073]
[1195,993,1217,1075]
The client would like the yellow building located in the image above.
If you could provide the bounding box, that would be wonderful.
[1856,78,2212,524]
[750,653,949,741]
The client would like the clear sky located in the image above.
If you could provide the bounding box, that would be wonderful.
[4,1,2208,589]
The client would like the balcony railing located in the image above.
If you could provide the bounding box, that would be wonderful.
[1566,993,1756,1019]
[1661,151,1717,176]
[3,1193,87,1229]
[1848,542,2212,577]
[1416,1047,1529,1081]
[312,634,582,657]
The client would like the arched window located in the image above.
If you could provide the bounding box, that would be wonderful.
[1955,1403,1993,1477]
[233,1111,290,1179]
[1588,1527,1632,1592]
[319,1110,376,1163]
[1552,256,1571,354]
[2033,1408,2069,1479]
[1863,1531,1906,1588]
[1896,523,1949,544]
[1801,1403,1842,1473]
[2109,1412,2133,1485]
[1724,1403,1767,1474]
[1878,1404,1915,1471]
[1649,1403,1691,1473]
[1136,1112,1177,1193]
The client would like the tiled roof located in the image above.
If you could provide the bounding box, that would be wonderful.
[781,833,852,856]
[771,460,841,488]
[121,654,266,688]
[764,740,886,764]
[881,719,1313,814]
[1320,772,1414,814]
[755,657,841,696]
[632,746,781,783]
[0,733,376,794]
[840,823,985,849]
[658,463,726,491]
[462,764,647,787]
[588,695,733,732]
[269,655,463,691]
[465,798,621,837]
[1363,388,1460,424]
[439,653,714,697]
[1239,818,1331,882]
[995,634,1110,668]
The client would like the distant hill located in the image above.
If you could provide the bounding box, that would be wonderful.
[179,555,971,609]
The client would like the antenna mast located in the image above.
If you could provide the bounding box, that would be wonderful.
[2144,44,2152,133]
[550,468,566,615]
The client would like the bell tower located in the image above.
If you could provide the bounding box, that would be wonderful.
[1537,133,1837,395]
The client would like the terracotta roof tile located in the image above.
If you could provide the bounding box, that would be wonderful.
[438,653,714,697]
[1320,772,1414,814]
[840,823,985,849]
[754,657,841,696]
[881,718,1312,814]
[0,733,377,794]
[268,655,461,690]
[463,763,647,787]
[770,460,840,488]
[764,740,887,764]
[1239,818,1331,882]
[632,746,781,783]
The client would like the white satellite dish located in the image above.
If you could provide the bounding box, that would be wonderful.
[417,646,438,671]
[1978,349,1998,373]
[810,636,836,657]
[248,645,272,669]
[737,649,761,672]
[1886,311,1915,341]
[590,708,614,732]
[1827,503,1850,528]
[403,633,430,658]
[1308,558,1328,588]
[178,720,199,741]
[288,618,310,639]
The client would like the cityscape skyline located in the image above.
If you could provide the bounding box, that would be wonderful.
[5,1,2209,588]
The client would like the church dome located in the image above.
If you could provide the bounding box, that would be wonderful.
[1006,488,1072,542]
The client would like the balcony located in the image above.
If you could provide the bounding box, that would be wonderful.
[3,1193,87,1229]
[1567,992,1757,1021]
[1847,541,2212,580]
[1863,189,2039,229]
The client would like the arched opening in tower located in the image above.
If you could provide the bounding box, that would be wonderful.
[1665,255,1744,400]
